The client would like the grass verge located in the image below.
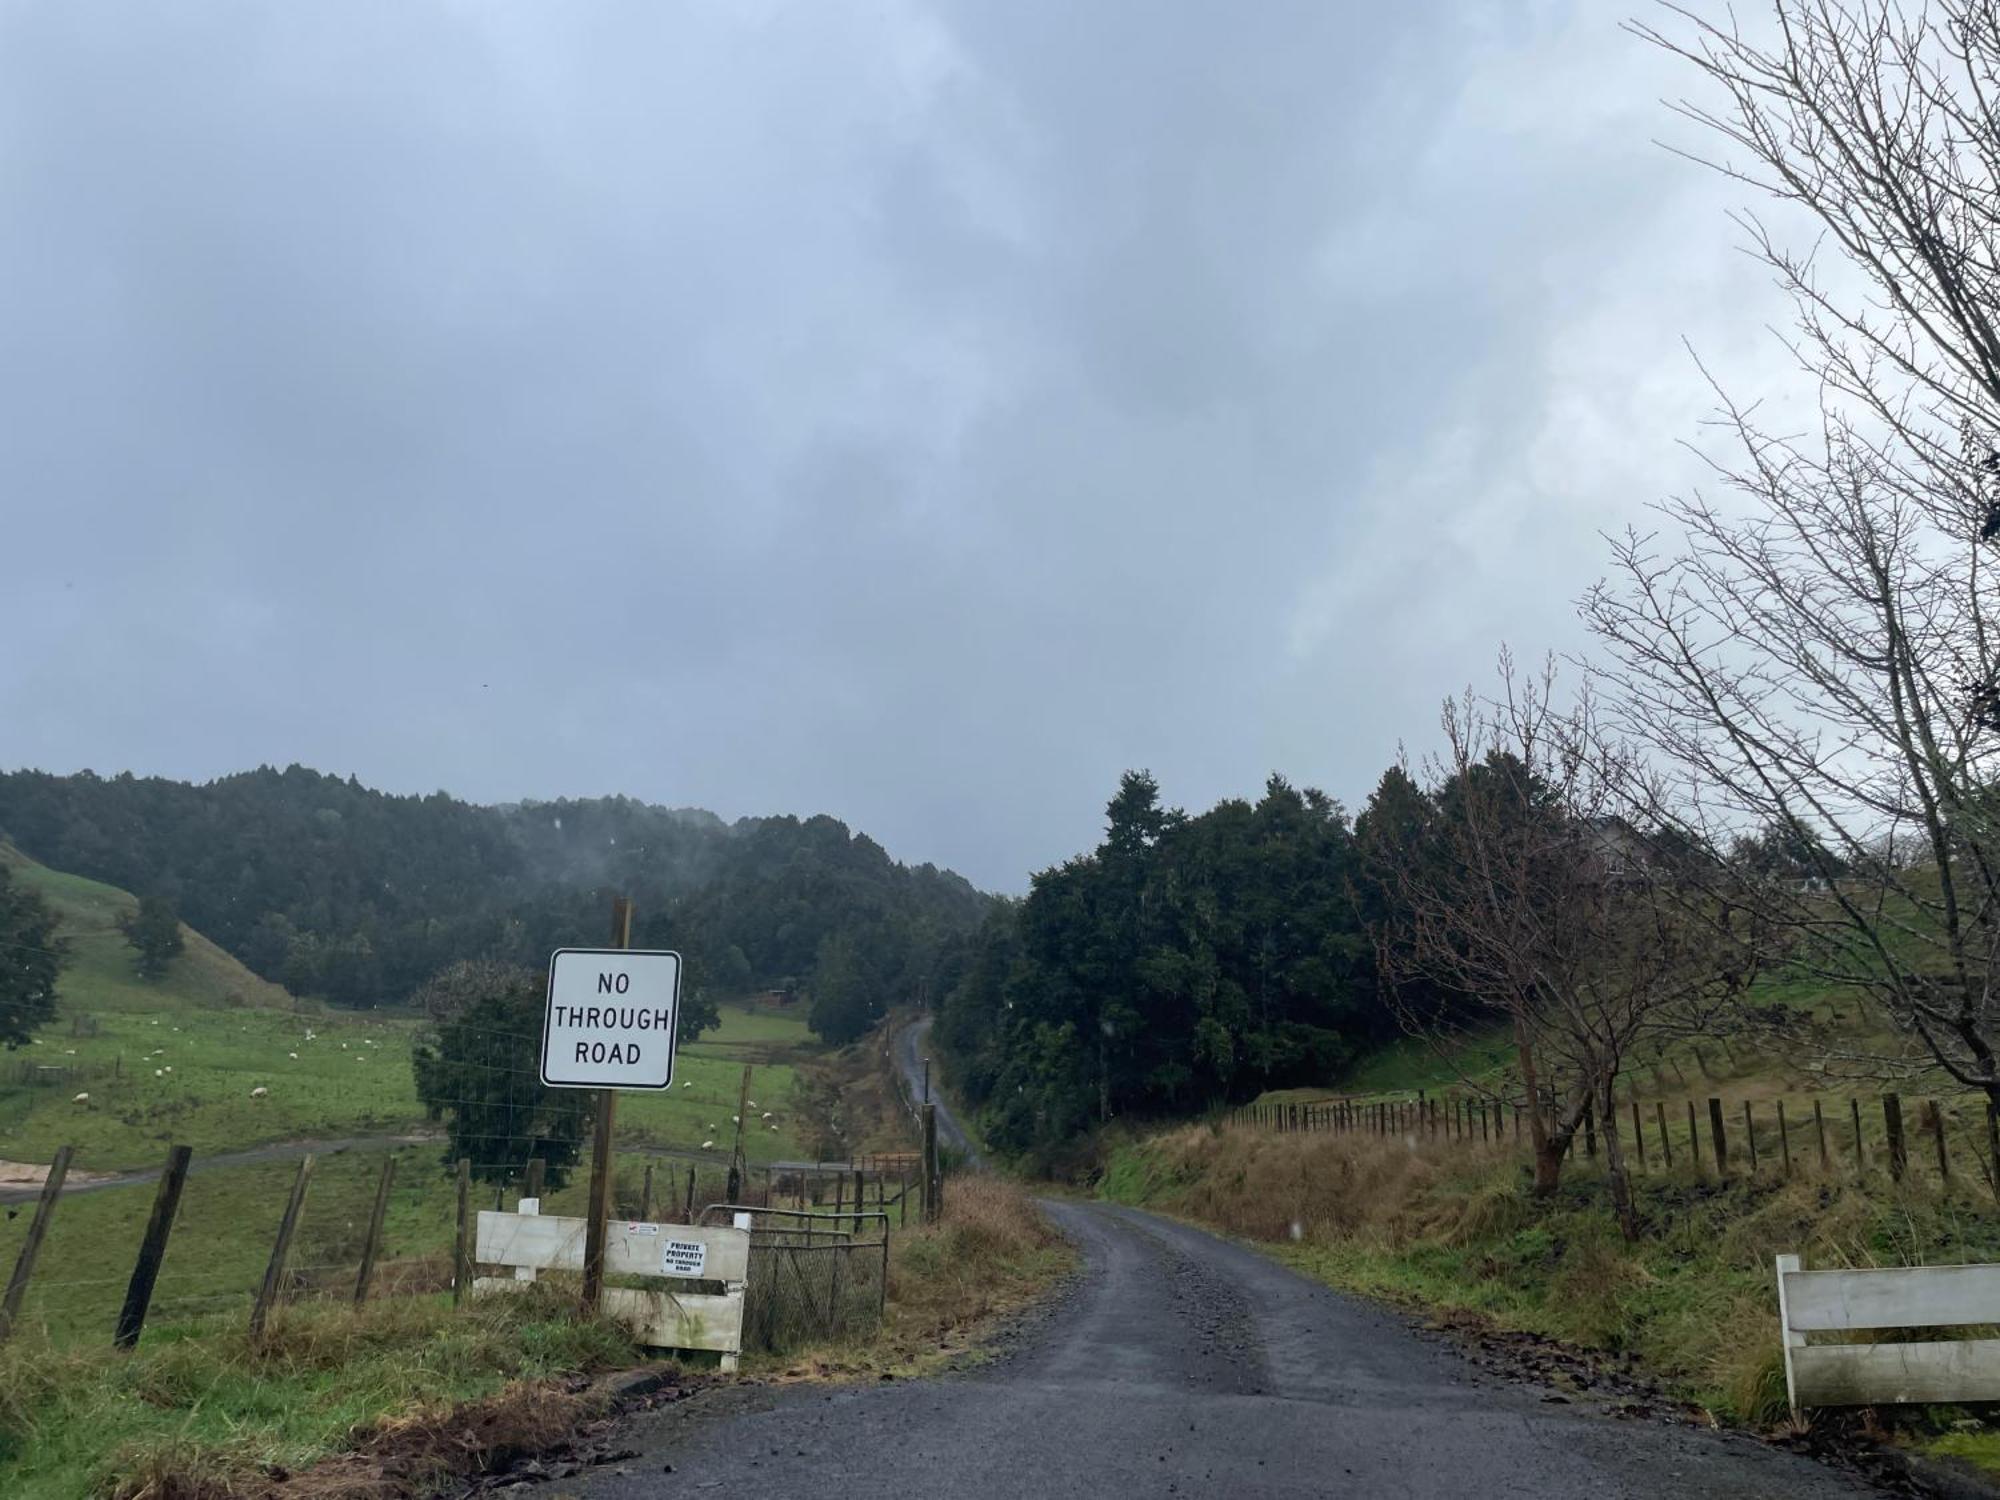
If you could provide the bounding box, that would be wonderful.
[0,1286,640,1500]
[0,1171,1070,1496]
[752,1173,1074,1381]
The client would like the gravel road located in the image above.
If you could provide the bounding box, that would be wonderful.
[571,1196,1886,1499]
[892,1015,977,1162]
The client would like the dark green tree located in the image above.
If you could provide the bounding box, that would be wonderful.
[0,863,65,1048]
[122,890,184,981]
[808,929,879,1043]
[411,960,591,1188]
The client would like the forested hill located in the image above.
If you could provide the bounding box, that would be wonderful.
[0,766,989,1038]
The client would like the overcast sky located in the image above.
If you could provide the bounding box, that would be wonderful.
[0,1,1804,891]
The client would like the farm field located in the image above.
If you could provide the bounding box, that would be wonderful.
[0,846,821,1174]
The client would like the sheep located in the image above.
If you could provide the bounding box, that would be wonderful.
[700,1139,715,1149]
[72,1092,88,1104]
[288,1052,299,1060]
[162,1066,172,1074]
[250,1086,268,1099]
[154,1069,163,1078]
[762,1112,773,1120]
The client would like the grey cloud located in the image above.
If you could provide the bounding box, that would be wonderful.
[1,1,1793,889]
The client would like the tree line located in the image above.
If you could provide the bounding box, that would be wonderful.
[935,766,1466,1160]
[0,765,989,1042]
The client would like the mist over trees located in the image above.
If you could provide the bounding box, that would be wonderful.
[0,766,989,1039]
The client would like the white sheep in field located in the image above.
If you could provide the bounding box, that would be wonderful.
[746,1100,757,1109]
[72,1092,88,1104]
[288,1052,298,1060]
[762,1112,773,1120]
[700,1139,714,1149]
[154,1069,163,1078]
[250,1086,268,1099]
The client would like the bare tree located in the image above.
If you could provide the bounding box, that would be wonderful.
[1590,2,2000,1100]
[1372,655,1755,1237]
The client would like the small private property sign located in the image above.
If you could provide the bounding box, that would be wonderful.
[660,1238,708,1278]
[540,948,683,1090]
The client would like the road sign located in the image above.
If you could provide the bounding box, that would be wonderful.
[541,947,683,1090]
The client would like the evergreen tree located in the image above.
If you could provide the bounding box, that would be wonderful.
[411,960,591,1187]
[0,863,65,1048]
[122,890,184,981]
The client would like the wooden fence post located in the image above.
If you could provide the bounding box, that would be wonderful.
[1631,1099,1646,1171]
[1777,1100,1792,1178]
[1743,1100,1760,1174]
[581,895,632,1315]
[524,1157,545,1206]
[1929,1101,1950,1184]
[684,1165,695,1221]
[1884,1095,1907,1182]
[1656,1101,1673,1169]
[1814,1099,1829,1172]
[0,1144,72,1344]
[1688,1099,1703,1178]
[353,1154,396,1305]
[114,1144,192,1351]
[1852,1097,1865,1178]
[640,1163,654,1222]
[250,1154,316,1339]
[922,1102,941,1225]
[453,1157,472,1308]
[1709,1098,1728,1177]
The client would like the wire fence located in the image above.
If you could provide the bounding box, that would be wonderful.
[1228,1084,2000,1197]
[0,1017,910,1357]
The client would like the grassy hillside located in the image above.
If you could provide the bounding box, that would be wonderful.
[0,847,819,1172]
[0,845,424,1172]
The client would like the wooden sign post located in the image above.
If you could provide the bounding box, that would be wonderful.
[581,895,634,1315]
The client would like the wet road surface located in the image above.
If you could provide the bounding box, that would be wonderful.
[573,1197,1883,1499]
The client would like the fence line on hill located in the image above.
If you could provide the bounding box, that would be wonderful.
[1225,1086,2000,1196]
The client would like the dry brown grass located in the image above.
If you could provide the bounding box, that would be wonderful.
[1110,1120,1521,1248]
[762,1173,1073,1380]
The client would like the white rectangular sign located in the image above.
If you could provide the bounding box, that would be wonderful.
[540,947,683,1090]
[661,1238,709,1278]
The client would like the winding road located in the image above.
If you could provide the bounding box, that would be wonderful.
[892,1014,977,1162]
[569,1020,1887,1498]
